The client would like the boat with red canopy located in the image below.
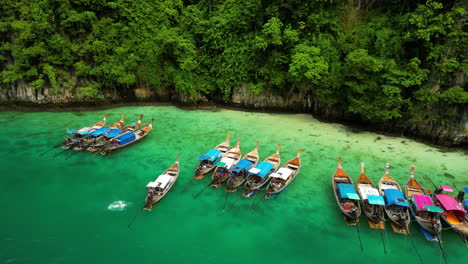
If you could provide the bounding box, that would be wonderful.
[433,185,468,241]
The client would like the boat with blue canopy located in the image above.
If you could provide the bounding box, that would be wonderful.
[62,113,108,149]
[242,144,281,198]
[99,118,154,154]
[379,163,410,234]
[193,132,230,180]
[265,148,302,199]
[87,114,143,152]
[211,138,242,188]
[405,166,443,242]
[356,162,385,229]
[73,113,126,151]
[332,157,361,226]
[225,142,260,193]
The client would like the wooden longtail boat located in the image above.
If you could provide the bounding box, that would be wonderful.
[404,166,443,241]
[332,157,362,226]
[242,144,281,198]
[210,138,242,188]
[378,163,411,234]
[63,113,108,149]
[99,118,154,154]
[74,113,126,151]
[87,114,143,152]
[143,155,180,211]
[433,185,468,241]
[225,141,260,193]
[264,148,302,199]
[356,162,385,229]
[193,132,230,180]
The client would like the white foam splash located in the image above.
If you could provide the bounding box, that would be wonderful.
[107,201,130,211]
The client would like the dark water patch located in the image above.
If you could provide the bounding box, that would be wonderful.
[443,173,455,179]
[387,147,394,150]
[401,140,407,145]
[297,129,303,132]
[73,112,85,116]
[440,163,447,170]
[374,136,382,142]
[309,134,319,137]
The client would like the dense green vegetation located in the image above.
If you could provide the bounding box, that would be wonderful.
[1,0,466,122]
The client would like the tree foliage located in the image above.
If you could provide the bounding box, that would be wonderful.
[0,0,466,122]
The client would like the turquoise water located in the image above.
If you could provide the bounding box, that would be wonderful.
[0,106,466,264]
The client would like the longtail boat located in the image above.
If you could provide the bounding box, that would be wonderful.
[87,114,143,152]
[264,148,302,199]
[225,141,260,193]
[242,144,281,198]
[74,113,126,151]
[210,138,242,188]
[63,113,108,149]
[99,118,154,154]
[378,163,411,234]
[193,132,230,180]
[143,155,180,211]
[332,157,362,225]
[404,166,443,242]
[433,185,468,241]
[356,162,385,229]
[456,187,468,211]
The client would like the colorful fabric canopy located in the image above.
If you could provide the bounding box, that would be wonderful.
[436,194,467,212]
[249,161,274,178]
[197,149,221,161]
[90,127,110,137]
[338,183,360,200]
[116,132,135,145]
[384,189,409,207]
[367,195,385,206]
[104,129,123,138]
[231,160,253,173]
[412,194,442,212]
[440,185,454,192]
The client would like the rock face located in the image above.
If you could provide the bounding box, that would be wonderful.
[1,83,466,148]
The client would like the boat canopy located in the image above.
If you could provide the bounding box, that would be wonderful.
[77,127,93,133]
[67,130,76,134]
[249,161,274,178]
[367,195,385,206]
[338,183,360,200]
[358,186,380,200]
[440,185,454,192]
[436,194,467,212]
[216,157,236,168]
[231,160,253,173]
[413,194,442,212]
[105,129,123,138]
[463,187,468,194]
[154,174,172,189]
[90,127,110,137]
[197,149,221,161]
[384,189,409,207]
[271,168,293,180]
[116,132,135,145]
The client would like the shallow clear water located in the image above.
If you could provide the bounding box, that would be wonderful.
[0,106,466,264]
